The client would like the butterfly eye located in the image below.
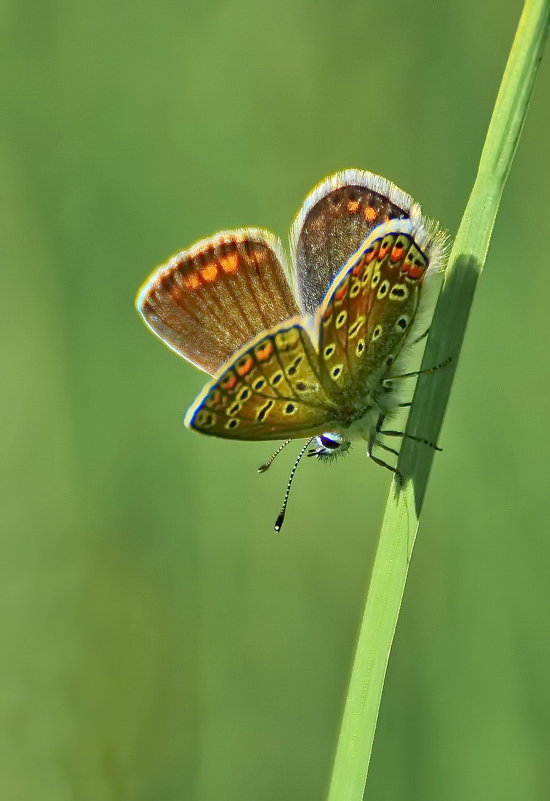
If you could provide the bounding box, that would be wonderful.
[320,434,341,449]
[308,432,351,462]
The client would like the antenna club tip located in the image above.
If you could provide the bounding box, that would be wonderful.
[257,463,270,473]
[274,513,284,533]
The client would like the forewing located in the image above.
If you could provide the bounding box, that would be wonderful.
[290,170,413,314]
[136,229,299,375]
[185,317,338,440]
[316,220,437,392]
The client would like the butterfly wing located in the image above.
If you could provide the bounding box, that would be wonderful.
[316,218,448,393]
[185,316,338,440]
[136,229,299,375]
[290,170,415,315]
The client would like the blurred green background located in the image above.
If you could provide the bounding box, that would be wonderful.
[2,0,549,798]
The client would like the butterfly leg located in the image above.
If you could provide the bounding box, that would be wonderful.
[375,441,400,457]
[383,356,452,385]
[411,326,430,345]
[368,450,402,483]
[374,412,441,463]
[368,424,402,482]
[378,428,442,451]
[389,354,453,409]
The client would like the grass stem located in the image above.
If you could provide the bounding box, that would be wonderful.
[327,2,550,799]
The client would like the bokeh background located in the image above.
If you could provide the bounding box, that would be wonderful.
[2,0,549,799]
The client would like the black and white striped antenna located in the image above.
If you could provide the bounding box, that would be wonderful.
[273,438,314,533]
[257,439,292,473]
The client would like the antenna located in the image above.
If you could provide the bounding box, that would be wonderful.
[273,438,314,533]
[257,439,292,473]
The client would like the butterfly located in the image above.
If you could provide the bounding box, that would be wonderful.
[136,170,448,527]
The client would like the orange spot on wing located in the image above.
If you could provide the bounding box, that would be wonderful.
[352,259,363,276]
[209,390,224,408]
[184,273,201,290]
[236,356,254,376]
[347,199,360,213]
[220,253,239,273]
[201,263,218,282]
[334,284,348,301]
[406,264,425,279]
[364,206,377,223]
[365,245,378,264]
[221,374,238,391]
[255,342,273,361]
[390,246,405,263]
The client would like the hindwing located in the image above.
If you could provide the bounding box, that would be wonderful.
[290,170,413,314]
[316,220,431,392]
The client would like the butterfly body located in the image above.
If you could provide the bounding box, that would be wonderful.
[137,170,448,469]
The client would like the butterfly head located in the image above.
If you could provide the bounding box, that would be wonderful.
[308,432,351,462]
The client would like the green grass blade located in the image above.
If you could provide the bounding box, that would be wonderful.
[327,2,550,799]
